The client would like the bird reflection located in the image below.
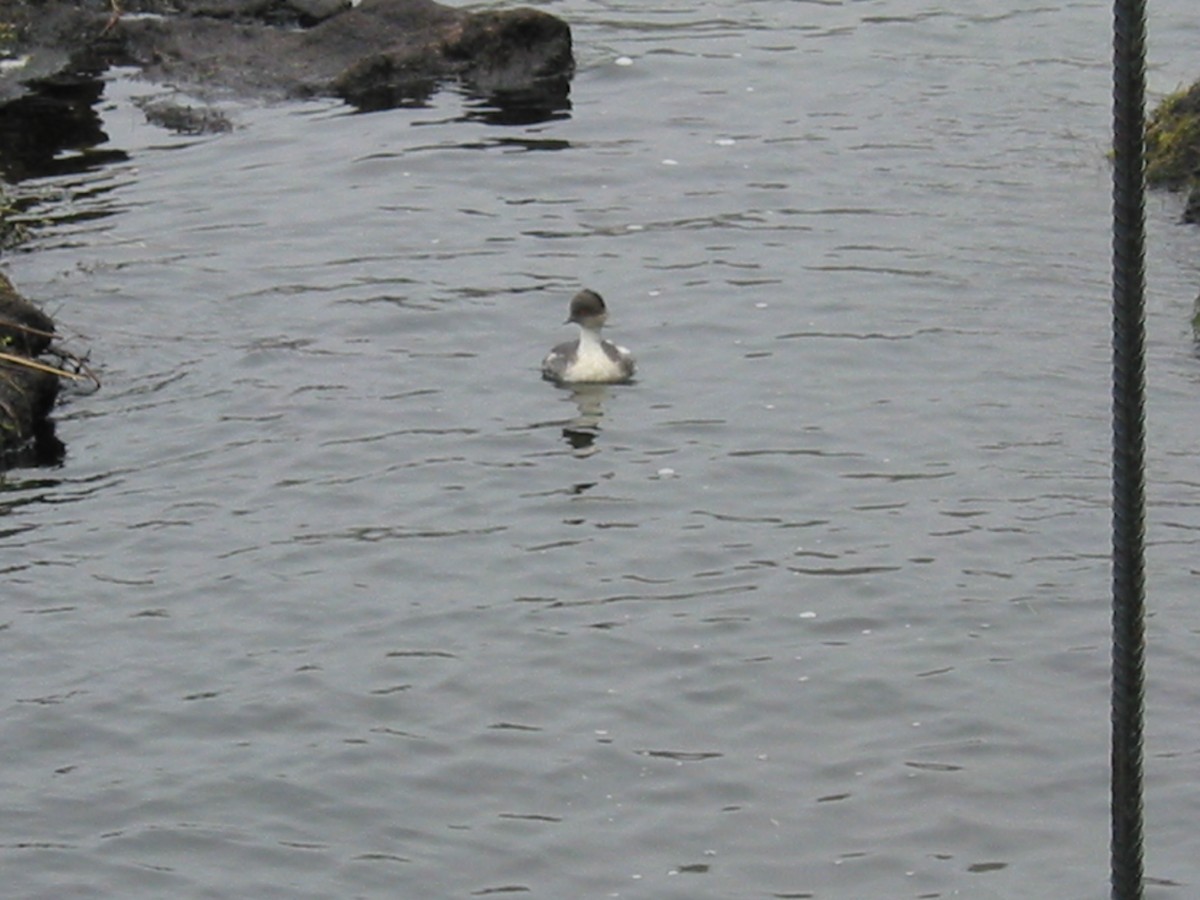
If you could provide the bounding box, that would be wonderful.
[559,383,610,455]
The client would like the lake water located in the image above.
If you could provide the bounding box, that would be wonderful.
[3,1,1200,896]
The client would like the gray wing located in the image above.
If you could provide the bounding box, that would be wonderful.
[541,339,579,381]
[602,340,636,381]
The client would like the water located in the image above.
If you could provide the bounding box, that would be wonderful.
[2,1,1200,896]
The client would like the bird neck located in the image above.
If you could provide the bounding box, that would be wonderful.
[578,323,605,346]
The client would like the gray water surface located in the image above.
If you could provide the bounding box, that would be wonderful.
[4,1,1200,897]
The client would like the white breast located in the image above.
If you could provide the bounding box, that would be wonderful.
[564,337,624,382]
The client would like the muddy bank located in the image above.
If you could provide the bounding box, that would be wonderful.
[0,0,574,112]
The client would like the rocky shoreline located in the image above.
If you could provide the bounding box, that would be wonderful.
[1145,79,1200,223]
[0,0,575,467]
[0,0,574,112]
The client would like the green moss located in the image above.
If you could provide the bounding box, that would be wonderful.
[1145,81,1200,189]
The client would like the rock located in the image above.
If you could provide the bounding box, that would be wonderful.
[440,8,574,102]
[0,272,66,466]
[0,0,574,113]
[135,97,233,135]
[1144,80,1200,227]
[181,0,350,26]
[285,0,352,27]
[1146,80,1200,191]
[0,272,54,357]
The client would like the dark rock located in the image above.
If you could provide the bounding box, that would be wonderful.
[442,8,573,99]
[135,97,233,135]
[285,0,352,27]
[178,0,349,26]
[0,0,574,112]
[0,273,54,357]
[0,272,64,465]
